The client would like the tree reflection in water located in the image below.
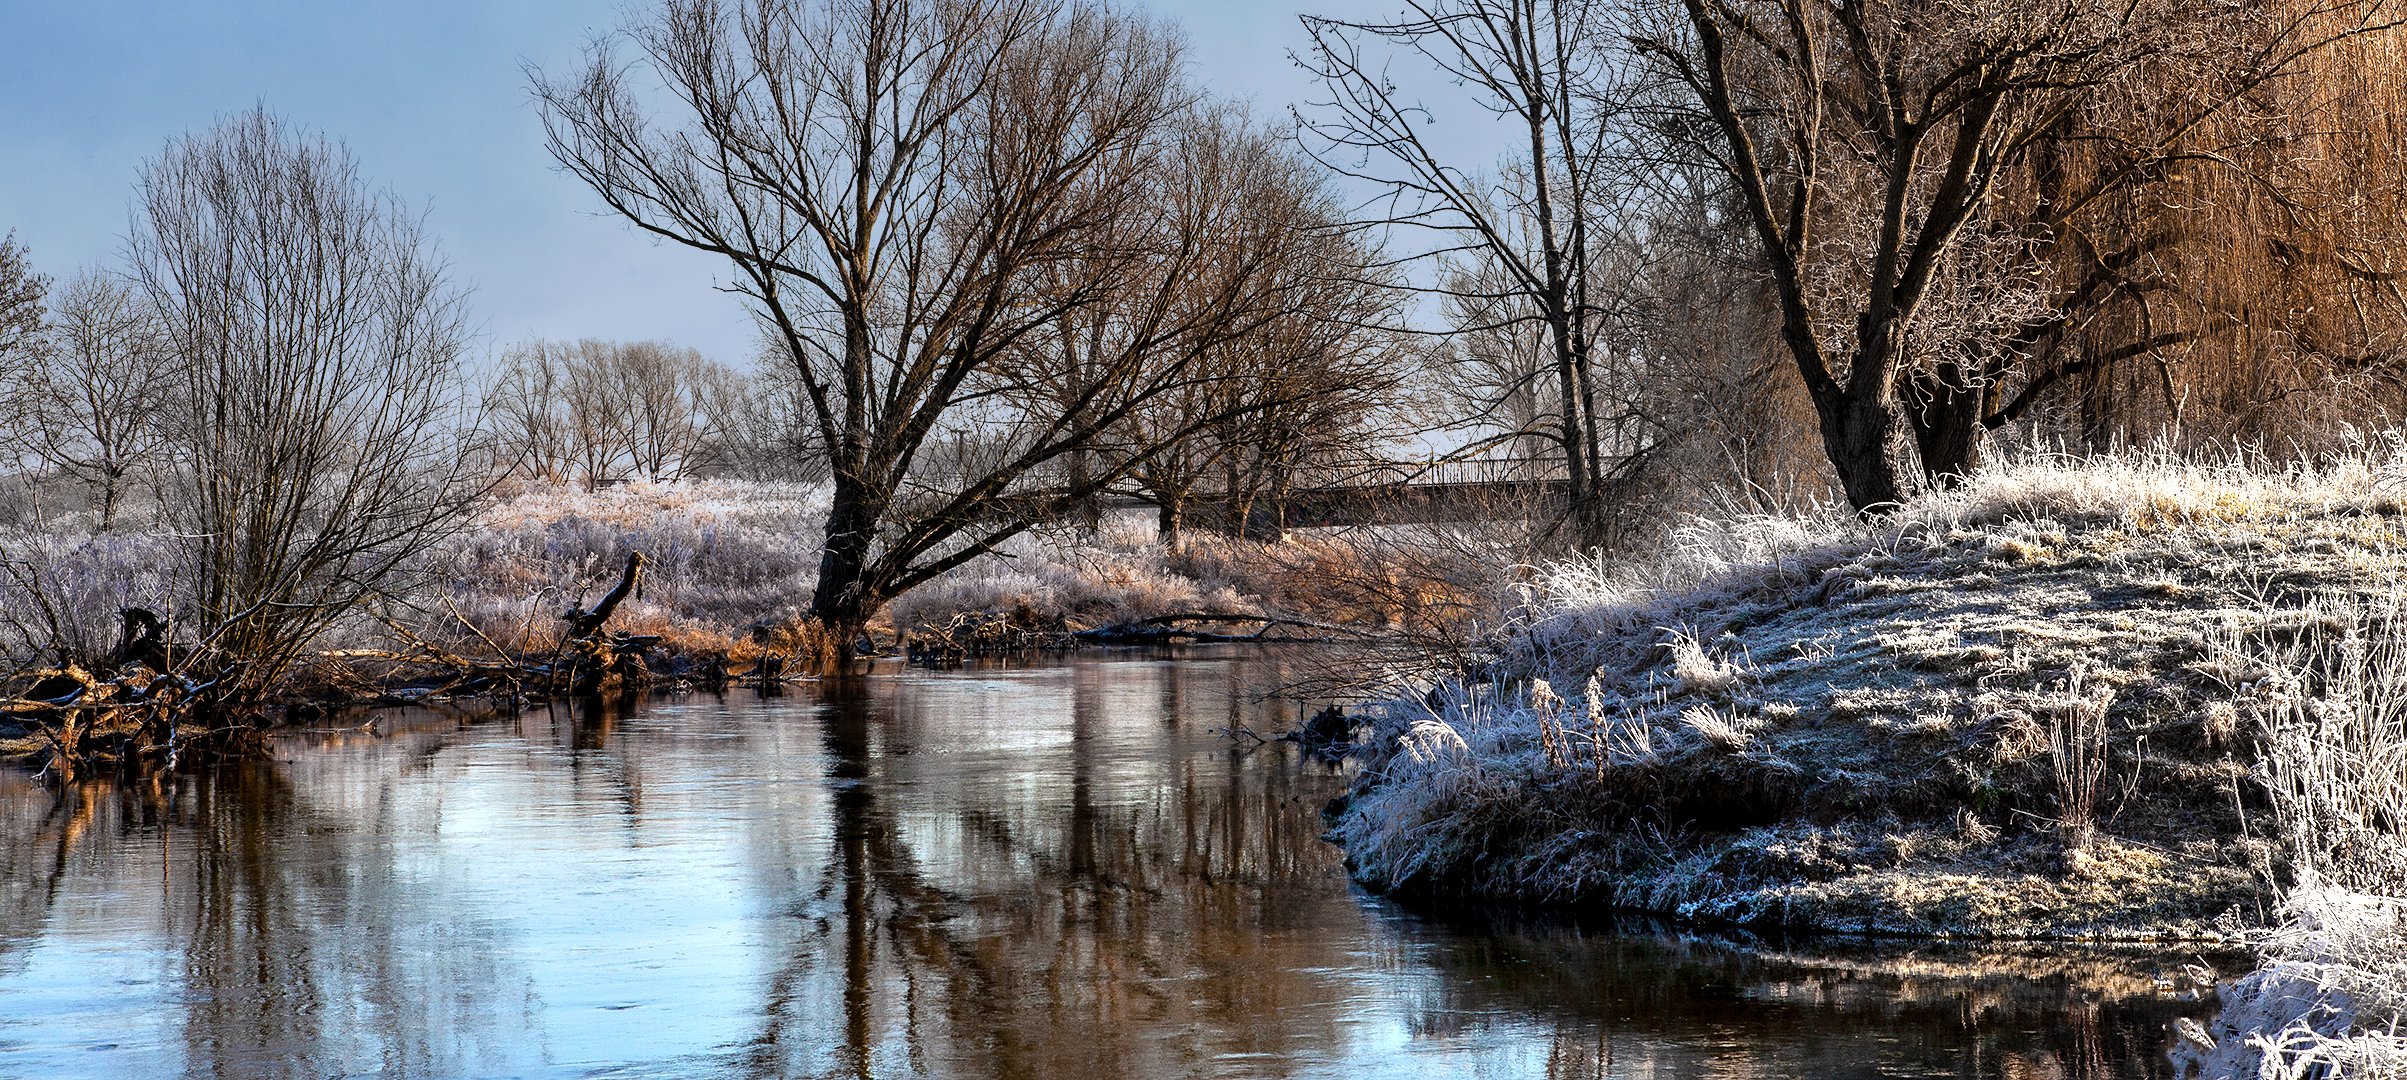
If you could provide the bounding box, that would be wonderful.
[0,651,2219,1078]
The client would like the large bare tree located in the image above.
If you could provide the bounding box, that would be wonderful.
[536,0,1352,648]
[133,109,479,703]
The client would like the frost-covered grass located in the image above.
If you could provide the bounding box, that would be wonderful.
[0,478,1405,677]
[2174,587,2407,1077]
[418,481,1357,656]
[1334,442,2407,940]
[884,515,1256,632]
[417,479,830,656]
[0,529,186,665]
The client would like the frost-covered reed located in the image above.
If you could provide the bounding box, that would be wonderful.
[2183,587,2407,1078]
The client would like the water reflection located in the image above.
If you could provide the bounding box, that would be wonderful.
[0,650,2220,1078]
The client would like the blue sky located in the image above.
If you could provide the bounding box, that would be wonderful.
[0,1,1470,367]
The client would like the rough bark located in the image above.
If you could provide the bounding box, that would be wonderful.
[807,473,882,656]
[1905,363,1992,484]
[562,551,646,638]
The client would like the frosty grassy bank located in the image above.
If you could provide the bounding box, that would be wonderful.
[1336,450,2399,932]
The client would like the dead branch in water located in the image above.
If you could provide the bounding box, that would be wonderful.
[562,551,645,638]
[1079,611,1373,645]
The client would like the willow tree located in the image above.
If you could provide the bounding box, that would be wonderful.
[1993,9,2407,453]
[537,0,1354,649]
[1635,0,2405,510]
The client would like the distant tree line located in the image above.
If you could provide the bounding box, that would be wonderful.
[483,337,807,487]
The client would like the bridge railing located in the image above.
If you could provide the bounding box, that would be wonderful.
[1298,454,1567,491]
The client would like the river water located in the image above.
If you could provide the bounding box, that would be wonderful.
[0,649,2225,1078]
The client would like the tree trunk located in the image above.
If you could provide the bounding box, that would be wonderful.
[1904,364,1988,485]
[1548,318,1604,551]
[808,472,881,661]
[99,469,122,533]
[1252,464,1294,543]
[1068,446,1100,537]
[1239,494,1281,542]
[1157,494,1185,545]
[1817,393,1923,514]
[1218,455,1253,540]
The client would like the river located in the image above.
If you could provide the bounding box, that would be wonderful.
[0,648,2225,1078]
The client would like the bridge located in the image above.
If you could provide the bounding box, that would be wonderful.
[1164,457,1570,530]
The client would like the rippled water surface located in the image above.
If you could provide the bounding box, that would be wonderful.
[0,649,2223,1078]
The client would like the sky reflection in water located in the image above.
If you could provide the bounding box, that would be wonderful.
[0,650,2221,1078]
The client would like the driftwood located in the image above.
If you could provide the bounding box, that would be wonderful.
[398,549,796,698]
[904,608,1072,664]
[562,552,645,637]
[531,551,665,696]
[6,550,813,783]
[6,662,217,783]
[1076,611,1363,645]
[1285,703,1355,762]
[345,550,677,702]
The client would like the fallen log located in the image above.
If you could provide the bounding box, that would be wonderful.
[1075,611,1366,645]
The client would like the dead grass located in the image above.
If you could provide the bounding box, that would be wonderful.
[0,480,1456,692]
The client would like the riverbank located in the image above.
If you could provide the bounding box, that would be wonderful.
[420,480,1448,658]
[0,479,1453,769]
[1332,449,2407,944]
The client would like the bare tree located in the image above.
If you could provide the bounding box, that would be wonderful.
[536,0,1351,650]
[0,235,52,524]
[0,235,42,375]
[2,271,172,530]
[1298,0,1659,549]
[1000,105,1404,543]
[484,341,577,485]
[702,355,827,482]
[133,108,479,703]
[489,338,739,487]
[614,341,737,481]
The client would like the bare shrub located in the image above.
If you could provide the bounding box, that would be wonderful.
[132,109,481,703]
[2045,667,2115,850]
